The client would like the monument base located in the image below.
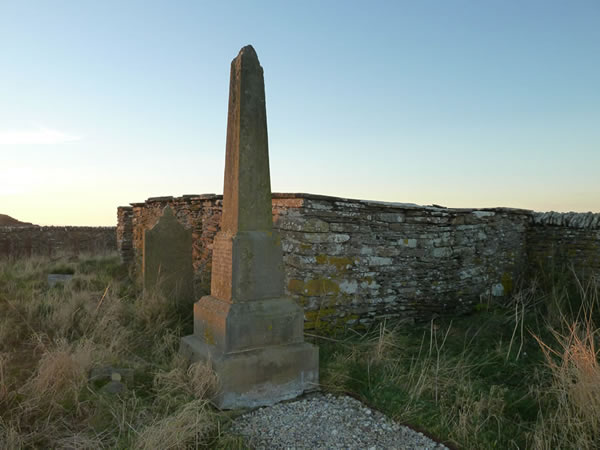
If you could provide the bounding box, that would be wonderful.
[192,295,305,353]
[180,335,319,409]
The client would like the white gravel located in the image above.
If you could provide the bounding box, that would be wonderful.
[231,393,449,449]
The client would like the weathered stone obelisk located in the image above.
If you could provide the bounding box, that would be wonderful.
[180,45,319,409]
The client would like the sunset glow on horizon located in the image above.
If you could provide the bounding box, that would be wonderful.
[1,1,598,226]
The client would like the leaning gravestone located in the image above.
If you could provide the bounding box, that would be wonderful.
[180,45,319,409]
[143,205,194,303]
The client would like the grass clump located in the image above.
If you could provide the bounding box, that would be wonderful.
[0,252,232,449]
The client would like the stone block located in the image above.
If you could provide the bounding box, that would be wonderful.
[192,296,304,353]
[376,213,405,223]
[211,231,285,302]
[180,336,319,409]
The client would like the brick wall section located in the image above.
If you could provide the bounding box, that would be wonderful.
[527,212,600,280]
[122,193,537,330]
[0,226,116,259]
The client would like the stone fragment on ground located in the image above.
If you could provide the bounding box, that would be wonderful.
[47,274,74,287]
[101,373,126,394]
[89,366,133,385]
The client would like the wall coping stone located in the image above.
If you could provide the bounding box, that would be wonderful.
[532,211,600,229]
[123,192,534,216]
[146,196,174,203]
[123,193,600,227]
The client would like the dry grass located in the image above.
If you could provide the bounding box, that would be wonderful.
[0,253,224,448]
[135,399,214,450]
[531,275,600,449]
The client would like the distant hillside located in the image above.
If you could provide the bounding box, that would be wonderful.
[0,214,35,227]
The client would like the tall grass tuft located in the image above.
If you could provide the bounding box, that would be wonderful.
[531,274,600,449]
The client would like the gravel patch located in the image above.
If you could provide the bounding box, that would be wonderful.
[231,393,449,449]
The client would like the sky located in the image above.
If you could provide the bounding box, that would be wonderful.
[1,1,599,226]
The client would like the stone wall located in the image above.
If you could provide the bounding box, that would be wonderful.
[274,195,531,329]
[527,211,600,280]
[119,193,538,331]
[125,195,222,291]
[117,194,600,331]
[117,207,134,264]
[0,225,116,259]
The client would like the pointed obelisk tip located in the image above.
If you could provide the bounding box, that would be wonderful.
[237,45,259,62]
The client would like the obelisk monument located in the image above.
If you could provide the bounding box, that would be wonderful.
[180,45,319,409]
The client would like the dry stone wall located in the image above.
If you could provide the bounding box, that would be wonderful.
[273,195,530,329]
[119,193,544,331]
[528,211,600,279]
[117,194,600,331]
[0,225,116,259]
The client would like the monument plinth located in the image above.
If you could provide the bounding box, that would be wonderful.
[180,45,319,409]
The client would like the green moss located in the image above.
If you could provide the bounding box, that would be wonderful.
[49,264,75,275]
[304,308,352,334]
[501,272,513,295]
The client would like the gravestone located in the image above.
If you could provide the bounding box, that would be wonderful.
[180,45,319,409]
[143,205,194,303]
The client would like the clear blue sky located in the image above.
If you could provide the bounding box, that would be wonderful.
[1,1,598,225]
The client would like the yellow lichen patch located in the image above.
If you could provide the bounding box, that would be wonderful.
[204,328,215,346]
[315,254,357,271]
[315,254,328,265]
[304,278,340,296]
[288,279,304,294]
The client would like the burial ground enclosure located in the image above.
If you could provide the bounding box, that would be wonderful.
[117,193,600,332]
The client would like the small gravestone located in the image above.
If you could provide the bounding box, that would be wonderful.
[143,206,194,303]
